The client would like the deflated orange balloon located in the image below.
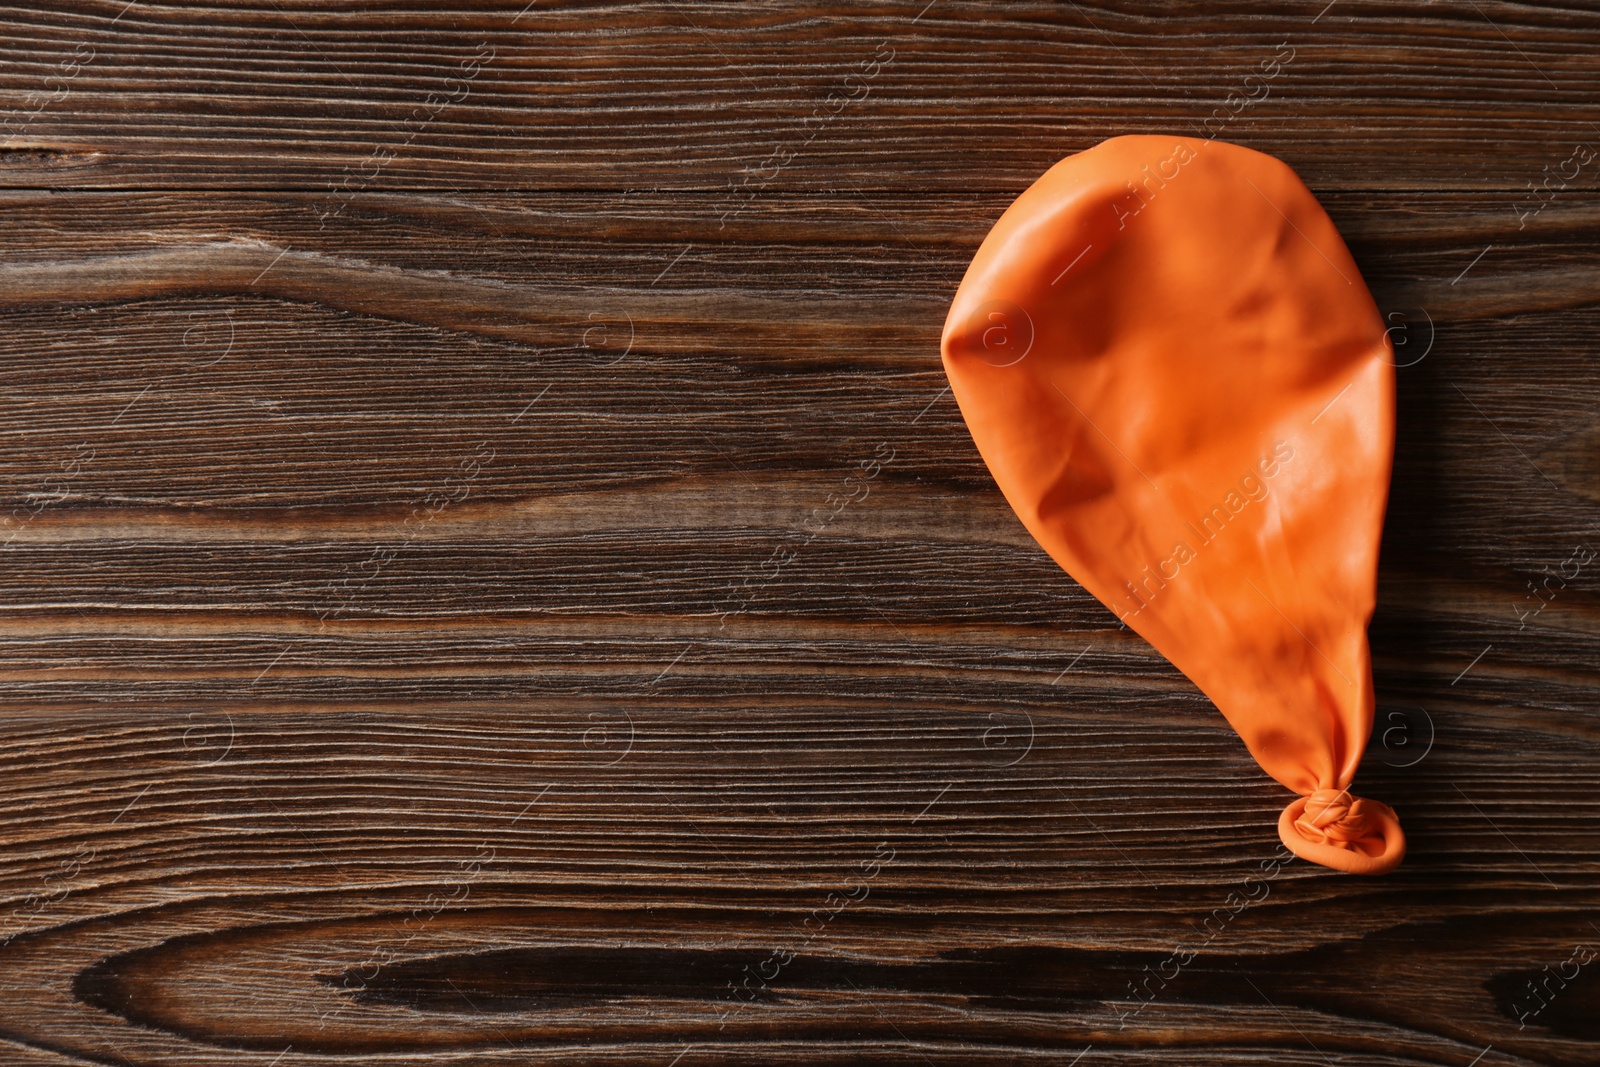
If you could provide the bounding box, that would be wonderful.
[941,135,1403,874]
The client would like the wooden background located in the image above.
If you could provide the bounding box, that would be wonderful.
[0,2,1597,1064]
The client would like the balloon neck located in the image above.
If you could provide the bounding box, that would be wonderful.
[1278,788,1405,875]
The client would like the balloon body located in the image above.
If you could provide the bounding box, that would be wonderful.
[941,135,1404,874]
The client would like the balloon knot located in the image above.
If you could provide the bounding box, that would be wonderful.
[1278,788,1405,875]
[1295,788,1371,844]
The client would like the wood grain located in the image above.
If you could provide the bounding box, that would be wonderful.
[0,2,1598,192]
[1,2,1598,1065]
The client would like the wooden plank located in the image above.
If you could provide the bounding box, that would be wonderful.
[0,701,1594,1064]
[0,190,1593,561]
[0,3,1595,192]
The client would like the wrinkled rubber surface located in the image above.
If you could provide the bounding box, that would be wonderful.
[941,135,1403,874]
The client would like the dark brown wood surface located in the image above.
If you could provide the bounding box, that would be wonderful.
[1,2,1597,1064]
